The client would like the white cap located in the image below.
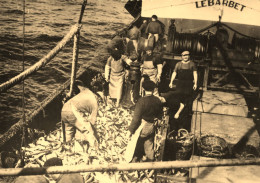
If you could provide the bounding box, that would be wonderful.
[181,51,190,56]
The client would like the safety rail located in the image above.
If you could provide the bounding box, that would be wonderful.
[0,158,259,176]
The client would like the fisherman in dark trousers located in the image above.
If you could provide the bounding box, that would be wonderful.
[161,92,186,131]
[169,51,197,129]
[61,81,100,146]
[127,80,163,162]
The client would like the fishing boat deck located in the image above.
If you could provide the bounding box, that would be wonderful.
[191,90,260,182]
[192,90,260,147]
[190,155,260,183]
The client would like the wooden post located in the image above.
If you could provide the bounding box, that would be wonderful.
[68,0,87,98]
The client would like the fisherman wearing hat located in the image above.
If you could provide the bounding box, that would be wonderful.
[169,50,198,95]
[61,81,102,146]
[127,80,163,162]
[140,46,163,96]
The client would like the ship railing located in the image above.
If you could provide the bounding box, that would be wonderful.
[0,158,259,176]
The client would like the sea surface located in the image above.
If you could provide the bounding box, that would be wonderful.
[0,0,132,134]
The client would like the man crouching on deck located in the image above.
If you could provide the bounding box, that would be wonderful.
[127,80,162,162]
[61,81,101,147]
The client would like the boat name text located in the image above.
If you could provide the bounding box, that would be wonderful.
[195,0,246,11]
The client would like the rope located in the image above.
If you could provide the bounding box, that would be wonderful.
[20,0,26,166]
[0,63,99,147]
[0,24,81,93]
[68,0,87,98]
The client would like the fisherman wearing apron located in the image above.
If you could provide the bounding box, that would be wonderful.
[127,80,163,162]
[105,49,132,107]
[169,50,198,96]
[140,46,163,96]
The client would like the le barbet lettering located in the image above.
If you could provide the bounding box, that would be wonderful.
[195,0,246,11]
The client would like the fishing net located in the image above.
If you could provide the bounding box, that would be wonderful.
[197,134,229,158]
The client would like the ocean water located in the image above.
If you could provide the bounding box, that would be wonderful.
[0,0,132,134]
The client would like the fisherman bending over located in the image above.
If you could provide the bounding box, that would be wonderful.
[61,81,101,146]
[127,80,163,162]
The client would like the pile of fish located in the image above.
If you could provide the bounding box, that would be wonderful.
[22,102,166,183]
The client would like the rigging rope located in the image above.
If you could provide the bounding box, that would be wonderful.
[20,0,26,166]
[0,24,80,93]
[68,0,87,98]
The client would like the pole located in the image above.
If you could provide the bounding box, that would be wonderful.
[0,158,259,176]
[68,0,87,98]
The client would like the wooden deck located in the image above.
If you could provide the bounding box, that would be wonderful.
[191,90,260,182]
[190,156,260,183]
[192,90,259,147]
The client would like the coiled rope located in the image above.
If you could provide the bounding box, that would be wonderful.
[172,33,208,56]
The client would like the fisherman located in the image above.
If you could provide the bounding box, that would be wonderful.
[107,29,127,55]
[139,19,148,39]
[140,46,163,96]
[105,48,132,107]
[126,24,140,54]
[161,91,186,131]
[13,157,84,183]
[127,80,163,162]
[145,15,163,43]
[169,50,198,96]
[61,81,100,146]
